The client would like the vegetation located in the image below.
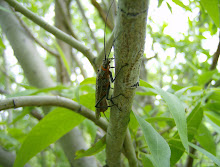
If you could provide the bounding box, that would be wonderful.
[0,0,219,166]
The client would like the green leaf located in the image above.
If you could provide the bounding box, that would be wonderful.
[172,0,191,11]
[166,2,172,13]
[75,135,106,159]
[170,102,203,165]
[204,102,220,113]
[140,80,189,152]
[153,86,189,152]
[174,86,191,97]
[189,142,220,166]
[208,89,220,102]
[55,42,71,76]
[13,107,84,167]
[206,116,220,134]
[158,0,164,7]
[200,0,220,27]
[145,117,175,123]
[195,123,216,155]
[134,112,171,167]
[198,70,217,85]
[142,154,154,167]
[80,77,96,85]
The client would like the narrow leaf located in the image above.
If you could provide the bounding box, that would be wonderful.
[170,103,203,165]
[172,0,191,11]
[75,135,106,159]
[55,42,71,76]
[200,0,220,27]
[189,142,220,166]
[195,123,216,155]
[206,116,220,134]
[14,107,84,167]
[140,80,189,152]
[134,113,171,167]
[153,86,189,152]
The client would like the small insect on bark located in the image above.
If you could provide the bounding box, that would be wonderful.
[95,0,125,120]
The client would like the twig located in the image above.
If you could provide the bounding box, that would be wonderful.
[91,0,114,30]
[5,0,97,70]
[0,96,108,131]
[14,12,60,58]
[30,109,44,120]
[76,0,100,52]
[0,95,138,163]
[205,33,220,88]
[56,0,79,40]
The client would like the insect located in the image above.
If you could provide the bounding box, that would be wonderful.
[95,0,126,120]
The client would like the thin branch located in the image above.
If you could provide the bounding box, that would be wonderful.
[209,33,220,71]
[56,0,79,40]
[0,96,108,131]
[76,0,100,53]
[5,0,97,70]
[205,34,220,88]
[91,0,114,30]
[0,95,137,164]
[14,12,60,58]
[30,109,44,120]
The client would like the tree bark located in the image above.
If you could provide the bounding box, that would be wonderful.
[106,0,149,166]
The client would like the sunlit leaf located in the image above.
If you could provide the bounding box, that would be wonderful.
[198,70,217,85]
[140,80,189,152]
[134,112,171,167]
[200,0,220,27]
[80,77,96,85]
[55,42,71,76]
[166,2,172,13]
[170,102,203,165]
[172,0,191,11]
[13,107,84,167]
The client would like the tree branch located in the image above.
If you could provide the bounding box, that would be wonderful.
[0,96,108,131]
[75,0,100,53]
[14,12,60,58]
[106,0,149,166]
[56,0,79,40]
[91,0,114,30]
[4,0,97,70]
[205,34,220,88]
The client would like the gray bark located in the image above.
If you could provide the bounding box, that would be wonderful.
[0,1,96,167]
[106,0,149,166]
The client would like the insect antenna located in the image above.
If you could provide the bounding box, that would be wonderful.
[104,0,115,60]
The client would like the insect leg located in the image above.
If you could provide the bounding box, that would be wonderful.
[110,63,128,82]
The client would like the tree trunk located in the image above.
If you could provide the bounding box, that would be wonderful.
[106,0,149,166]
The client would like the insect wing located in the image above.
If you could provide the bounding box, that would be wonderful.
[95,68,110,119]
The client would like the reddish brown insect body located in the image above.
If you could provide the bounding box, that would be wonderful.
[95,59,113,119]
